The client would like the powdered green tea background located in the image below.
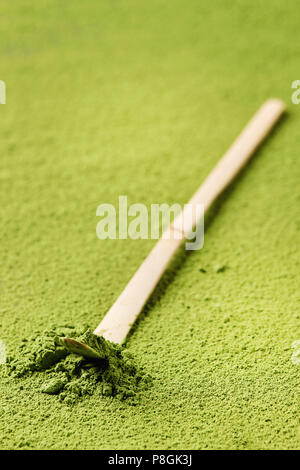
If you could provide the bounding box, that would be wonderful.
[0,0,299,449]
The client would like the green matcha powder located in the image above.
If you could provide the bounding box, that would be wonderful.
[5,326,151,405]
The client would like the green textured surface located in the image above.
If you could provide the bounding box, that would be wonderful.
[0,0,299,450]
[6,326,151,404]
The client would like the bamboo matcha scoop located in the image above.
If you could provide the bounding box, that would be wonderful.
[60,99,285,359]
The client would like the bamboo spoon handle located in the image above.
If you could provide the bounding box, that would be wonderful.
[94,99,285,344]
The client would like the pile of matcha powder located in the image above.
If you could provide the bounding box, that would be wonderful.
[5,326,151,405]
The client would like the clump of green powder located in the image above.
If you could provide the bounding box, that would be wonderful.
[6,326,151,405]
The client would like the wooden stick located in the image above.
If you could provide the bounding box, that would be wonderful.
[94,99,285,344]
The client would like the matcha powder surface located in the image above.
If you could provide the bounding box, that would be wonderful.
[1,0,300,450]
[5,326,151,405]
